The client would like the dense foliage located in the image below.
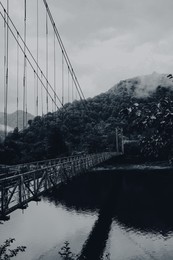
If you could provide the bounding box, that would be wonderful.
[1,74,173,164]
[56,84,173,160]
[0,114,67,164]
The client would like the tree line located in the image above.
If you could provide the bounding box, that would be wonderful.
[0,83,173,164]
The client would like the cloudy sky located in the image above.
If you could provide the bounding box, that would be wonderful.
[1,0,173,114]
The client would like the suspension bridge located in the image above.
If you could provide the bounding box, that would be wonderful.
[0,0,124,220]
[0,152,125,220]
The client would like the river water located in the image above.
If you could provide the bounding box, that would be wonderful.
[1,161,173,260]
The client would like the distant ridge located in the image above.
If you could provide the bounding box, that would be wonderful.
[0,110,34,130]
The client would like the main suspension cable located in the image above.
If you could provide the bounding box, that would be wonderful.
[0,10,60,112]
[0,2,63,108]
[42,0,86,102]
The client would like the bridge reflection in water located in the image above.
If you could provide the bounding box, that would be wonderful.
[46,168,173,260]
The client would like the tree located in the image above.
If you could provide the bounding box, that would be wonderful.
[59,241,76,260]
[0,238,26,260]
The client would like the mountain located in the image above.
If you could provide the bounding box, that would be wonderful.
[55,71,173,159]
[1,72,173,163]
[108,72,173,97]
[0,110,34,130]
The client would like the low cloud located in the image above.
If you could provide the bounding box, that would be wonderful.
[136,72,173,97]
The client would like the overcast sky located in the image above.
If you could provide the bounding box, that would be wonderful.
[1,0,173,114]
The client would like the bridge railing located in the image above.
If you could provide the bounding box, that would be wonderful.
[0,152,118,219]
[0,154,98,175]
[0,152,120,178]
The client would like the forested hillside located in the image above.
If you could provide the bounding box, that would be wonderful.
[1,72,173,164]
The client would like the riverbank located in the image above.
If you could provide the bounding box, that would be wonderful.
[93,155,173,172]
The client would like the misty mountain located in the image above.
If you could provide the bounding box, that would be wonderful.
[0,110,34,130]
[1,72,173,163]
[108,72,173,97]
[55,71,173,158]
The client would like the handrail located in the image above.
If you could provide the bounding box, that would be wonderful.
[0,152,118,219]
[0,152,117,182]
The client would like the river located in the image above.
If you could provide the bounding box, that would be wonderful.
[0,159,173,260]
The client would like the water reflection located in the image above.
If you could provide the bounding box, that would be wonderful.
[0,200,97,260]
[1,167,173,260]
[46,169,173,259]
[47,170,173,235]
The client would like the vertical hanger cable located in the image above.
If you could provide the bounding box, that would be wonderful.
[62,50,64,106]
[3,8,7,136]
[54,30,56,112]
[46,10,48,113]
[36,0,39,116]
[23,0,27,128]
[16,32,19,128]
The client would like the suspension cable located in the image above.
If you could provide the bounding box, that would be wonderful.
[23,0,27,129]
[16,32,19,128]
[68,66,70,103]
[42,0,86,101]
[34,70,36,115]
[46,9,48,113]
[25,58,28,126]
[1,0,87,116]
[3,8,7,137]
[62,50,64,106]
[0,11,60,112]
[52,98,53,113]
[41,71,44,116]
[6,0,9,135]
[0,2,63,108]
[72,72,74,102]
[54,30,56,112]
[36,0,39,116]
[76,89,78,100]
[4,0,9,137]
